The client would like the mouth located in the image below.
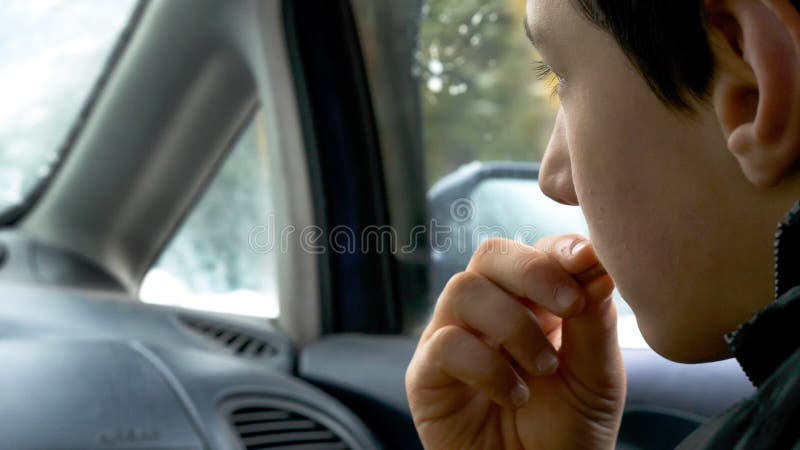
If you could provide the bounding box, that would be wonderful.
[575,263,608,285]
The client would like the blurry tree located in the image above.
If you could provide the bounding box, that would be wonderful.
[417,0,558,186]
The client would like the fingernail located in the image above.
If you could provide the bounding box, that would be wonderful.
[534,350,559,375]
[510,380,530,408]
[555,285,582,311]
[571,240,590,256]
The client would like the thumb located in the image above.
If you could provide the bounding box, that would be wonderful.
[560,272,626,396]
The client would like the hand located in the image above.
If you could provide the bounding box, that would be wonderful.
[406,236,626,450]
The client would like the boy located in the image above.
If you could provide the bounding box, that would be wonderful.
[405,0,800,448]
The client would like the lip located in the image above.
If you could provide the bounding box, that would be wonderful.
[575,263,608,285]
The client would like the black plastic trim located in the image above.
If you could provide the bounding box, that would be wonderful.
[221,395,377,450]
[281,1,335,335]
[283,0,400,335]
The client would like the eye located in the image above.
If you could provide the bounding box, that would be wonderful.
[533,60,565,98]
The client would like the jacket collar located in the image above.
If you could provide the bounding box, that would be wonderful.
[725,202,800,387]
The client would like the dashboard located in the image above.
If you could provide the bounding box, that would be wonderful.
[0,235,381,450]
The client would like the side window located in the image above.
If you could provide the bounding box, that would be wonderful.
[350,0,648,346]
[417,0,645,348]
[140,111,279,319]
[419,0,556,182]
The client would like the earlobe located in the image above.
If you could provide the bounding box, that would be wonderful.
[707,0,800,187]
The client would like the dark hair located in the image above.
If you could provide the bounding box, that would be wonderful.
[573,0,800,111]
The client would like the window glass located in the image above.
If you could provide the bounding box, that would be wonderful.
[0,0,137,216]
[140,112,279,319]
[356,0,647,348]
[418,0,556,184]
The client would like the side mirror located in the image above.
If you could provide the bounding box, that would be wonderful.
[426,161,589,300]
[425,161,643,347]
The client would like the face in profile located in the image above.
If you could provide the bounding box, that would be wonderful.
[528,0,798,362]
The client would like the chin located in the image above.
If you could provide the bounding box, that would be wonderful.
[633,311,734,364]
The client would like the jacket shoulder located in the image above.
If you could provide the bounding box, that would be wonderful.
[677,349,799,449]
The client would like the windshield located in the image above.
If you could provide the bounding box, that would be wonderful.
[0,0,137,218]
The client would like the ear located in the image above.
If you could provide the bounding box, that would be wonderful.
[706,0,800,187]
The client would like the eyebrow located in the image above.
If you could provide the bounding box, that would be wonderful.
[523,18,543,49]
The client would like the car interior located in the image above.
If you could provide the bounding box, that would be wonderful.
[0,0,757,449]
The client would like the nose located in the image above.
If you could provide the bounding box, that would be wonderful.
[539,108,579,206]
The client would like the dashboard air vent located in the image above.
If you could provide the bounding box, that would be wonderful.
[229,402,352,450]
[179,316,276,358]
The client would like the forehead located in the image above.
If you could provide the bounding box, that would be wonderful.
[525,0,576,47]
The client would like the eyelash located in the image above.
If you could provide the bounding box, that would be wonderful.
[533,60,564,98]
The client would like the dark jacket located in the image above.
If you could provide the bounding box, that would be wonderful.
[678,204,800,449]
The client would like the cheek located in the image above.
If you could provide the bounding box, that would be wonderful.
[561,74,775,361]
[564,80,679,285]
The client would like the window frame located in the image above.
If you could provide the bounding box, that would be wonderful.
[19,0,321,344]
[283,0,403,336]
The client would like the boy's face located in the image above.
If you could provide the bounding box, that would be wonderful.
[528,0,794,362]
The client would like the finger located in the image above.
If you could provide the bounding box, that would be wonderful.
[535,234,600,275]
[429,272,559,376]
[560,294,624,398]
[466,238,586,317]
[522,300,562,336]
[557,275,623,401]
[412,325,530,409]
[535,235,613,303]
[582,272,615,302]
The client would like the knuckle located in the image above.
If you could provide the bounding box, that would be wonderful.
[428,325,467,352]
[404,359,418,389]
[516,249,549,282]
[516,251,567,301]
[412,327,459,375]
[473,237,511,261]
[405,354,429,393]
[442,271,484,299]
